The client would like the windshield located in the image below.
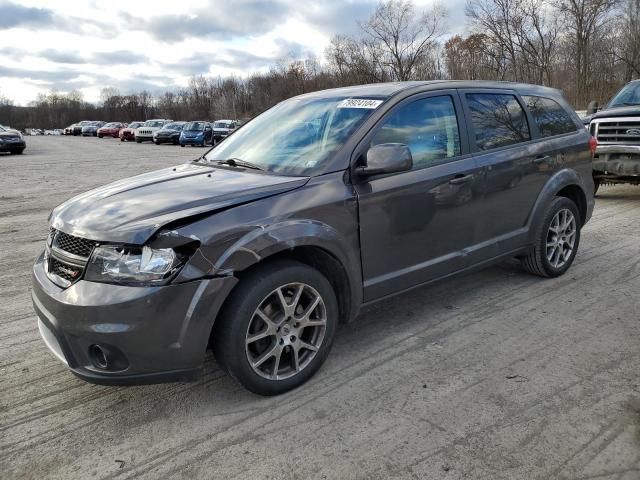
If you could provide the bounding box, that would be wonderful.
[609,82,640,107]
[185,122,206,131]
[0,126,5,132]
[129,122,142,129]
[163,122,184,131]
[204,96,382,175]
[103,123,116,128]
[144,121,164,128]
[214,121,232,128]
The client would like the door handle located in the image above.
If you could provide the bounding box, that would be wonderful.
[533,155,551,164]
[449,174,474,185]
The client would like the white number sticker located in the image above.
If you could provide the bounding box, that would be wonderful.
[337,98,383,109]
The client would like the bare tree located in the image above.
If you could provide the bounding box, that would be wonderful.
[612,0,640,81]
[360,0,448,81]
[558,0,618,105]
[466,0,559,85]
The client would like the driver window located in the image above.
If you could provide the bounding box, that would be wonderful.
[371,95,461,169]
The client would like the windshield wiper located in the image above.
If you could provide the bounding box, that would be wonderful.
[215,158,265,171]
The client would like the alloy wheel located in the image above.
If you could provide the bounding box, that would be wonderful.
[546,208,577,268]
[245,282,327,381]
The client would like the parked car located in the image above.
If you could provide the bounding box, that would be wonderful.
[212,119,238,143]
[136,119,172,143]
[0,125,26,154]
[32,81,595,395]
[73,121,92,136]
[97,122,126,138]
[585,80,640,193]
[153,121,185,145]
[82,121,106,136]
[119,122,143,142]
[64,125,75,135]
[179,121,213,147]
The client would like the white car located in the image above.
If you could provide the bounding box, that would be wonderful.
[212,119,240,143]
[135,119,172,143]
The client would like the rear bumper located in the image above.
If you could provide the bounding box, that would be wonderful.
[32,253,237,385]
[593,145,640,179]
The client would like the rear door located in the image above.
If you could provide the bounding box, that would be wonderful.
[355,90,485,301]
[460,89,551,258]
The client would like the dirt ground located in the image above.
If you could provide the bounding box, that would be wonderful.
[1,136,639,479]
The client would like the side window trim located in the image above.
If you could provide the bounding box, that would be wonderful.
[350,89,472,175]
[459,88,540,153]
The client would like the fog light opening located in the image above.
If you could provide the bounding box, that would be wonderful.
[89,344,109,369]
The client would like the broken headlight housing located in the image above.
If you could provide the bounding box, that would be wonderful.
[85,245,186,285]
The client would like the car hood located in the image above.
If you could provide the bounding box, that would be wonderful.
[49,163,309,244]
[592,105,640,119]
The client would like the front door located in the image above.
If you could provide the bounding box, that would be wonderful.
[354,91,484,302]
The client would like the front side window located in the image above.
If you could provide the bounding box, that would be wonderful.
[466,93,531,150]
[370,95,461,169]
[523,96,576,137]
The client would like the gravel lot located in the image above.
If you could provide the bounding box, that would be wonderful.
[1,136,640,480]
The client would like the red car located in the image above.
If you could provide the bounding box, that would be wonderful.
[97,122,127,138]
[119,121,143,142]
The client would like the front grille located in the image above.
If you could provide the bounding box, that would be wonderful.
[592,118,640,144]
[49,257,83,282]
[46,228,97,287]
[51,228,96,258]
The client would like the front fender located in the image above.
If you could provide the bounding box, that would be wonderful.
[211,220,352,274]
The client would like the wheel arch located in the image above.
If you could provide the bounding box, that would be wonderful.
[211,221,362,325]
[528,169,589,236]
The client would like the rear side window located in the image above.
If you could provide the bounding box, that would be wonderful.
[371,95,461,169]
[466,93,531,150]
[523,95,577,137]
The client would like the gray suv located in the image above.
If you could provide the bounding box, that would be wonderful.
[32,81,595,395]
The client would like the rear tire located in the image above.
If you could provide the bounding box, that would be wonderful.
[135,138,142,143]
[593,178,600,196]
[521,196,581,278]
[213,260,338,396]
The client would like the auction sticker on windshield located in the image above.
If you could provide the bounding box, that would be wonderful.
[337,98,383,109]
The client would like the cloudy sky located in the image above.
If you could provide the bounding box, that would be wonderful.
[0,0,465,105]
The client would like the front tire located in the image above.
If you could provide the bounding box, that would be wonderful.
[213,260,338,396]
[521,196,581,278]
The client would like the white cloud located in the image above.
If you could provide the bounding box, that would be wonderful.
[0,0,461,105]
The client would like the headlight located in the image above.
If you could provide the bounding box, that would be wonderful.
[85,245,184,285]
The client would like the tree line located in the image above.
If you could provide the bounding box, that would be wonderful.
[1,0,638,130]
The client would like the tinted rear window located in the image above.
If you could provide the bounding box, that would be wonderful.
[466,93,531,150]
[523,95,577,137]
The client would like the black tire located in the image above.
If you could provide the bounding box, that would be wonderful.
[180,144,185,147]
[521,196,581,278]
[120,138,124,142]
[593,178,600,196]
[98,134,103,138]
[135,138,142,143]
[10,149,24,155]
[213,260,338,396]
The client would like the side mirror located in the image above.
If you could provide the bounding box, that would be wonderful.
[586,100,599,115]
[357,143,413,177]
